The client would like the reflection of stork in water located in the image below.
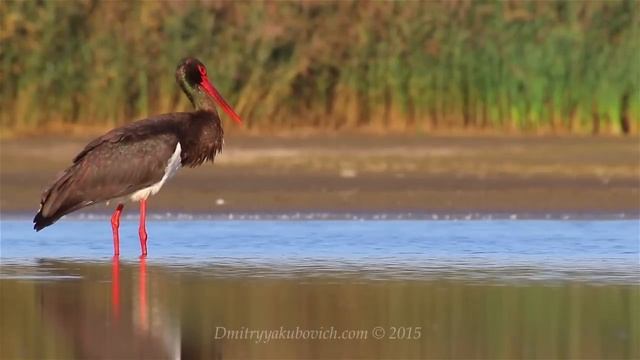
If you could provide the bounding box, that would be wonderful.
[38,259,180,358]
[111,256,148,328]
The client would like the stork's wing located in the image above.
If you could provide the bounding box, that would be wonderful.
[73,114,189,163]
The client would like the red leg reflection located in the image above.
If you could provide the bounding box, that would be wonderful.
[139,256,148,331]
[111,204,124,256]
[112,256,120,320]
[139,199,148,257]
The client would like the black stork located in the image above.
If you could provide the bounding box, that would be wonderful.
[33,58,242,256]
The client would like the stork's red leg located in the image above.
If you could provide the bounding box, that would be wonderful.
[139,199,148,257]
[111,204,124,256]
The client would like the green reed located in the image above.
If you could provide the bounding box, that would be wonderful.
[1,0,638,134]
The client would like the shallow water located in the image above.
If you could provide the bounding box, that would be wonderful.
[1,219,639,359]
[2,219,638,282]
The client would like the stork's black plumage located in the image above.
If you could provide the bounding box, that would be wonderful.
[33,58,242,256]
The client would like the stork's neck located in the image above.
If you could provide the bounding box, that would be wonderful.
[176,76,216,112]
[186,86,218,112]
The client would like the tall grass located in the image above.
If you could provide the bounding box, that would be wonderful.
[1,0,638,134]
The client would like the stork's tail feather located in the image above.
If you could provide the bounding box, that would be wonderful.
[33,165,84,232]
[33,187,68,231]
[33,210,56,231]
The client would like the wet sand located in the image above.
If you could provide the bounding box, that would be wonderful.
[1,134,638,216]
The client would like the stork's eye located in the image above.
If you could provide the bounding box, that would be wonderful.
[197,64,207,77]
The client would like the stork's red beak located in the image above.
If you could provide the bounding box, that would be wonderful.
[200,77,243,125]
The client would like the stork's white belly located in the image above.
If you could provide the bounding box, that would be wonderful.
[129,143,182,202]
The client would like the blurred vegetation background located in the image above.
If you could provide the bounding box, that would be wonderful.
[1,0,638,135]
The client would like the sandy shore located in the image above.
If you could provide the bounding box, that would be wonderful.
[1,134,638,216]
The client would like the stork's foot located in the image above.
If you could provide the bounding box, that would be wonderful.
[138,199,148,256]
[139,228,148,257]
[110,204,124,256]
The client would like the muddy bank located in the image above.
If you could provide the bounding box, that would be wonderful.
[1,134,638,216]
